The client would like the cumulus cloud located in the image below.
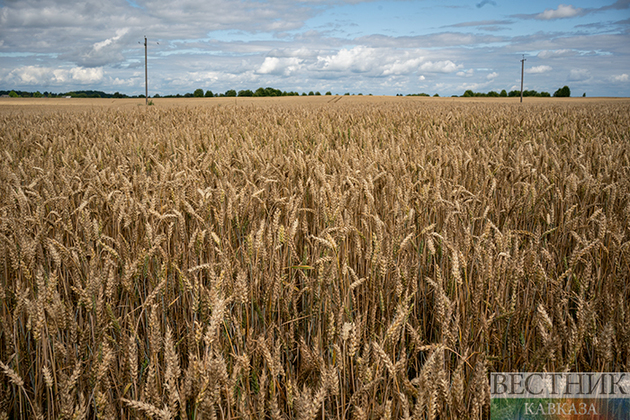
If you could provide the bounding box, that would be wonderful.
[526,65,553,74]
[7,66,56,84]
[70,67,104,83]
[456,69,474,77]
[3,66,104,85]
[112,77,135,87]
[257,57,303,76]
[568,69,591,81]
[311,47,462,81]
[382,58,424,76]
[487,72,498,80]
[535,4,584,20]
[420,60,462,73]
[317,47,381,73]
[610,73,628,82]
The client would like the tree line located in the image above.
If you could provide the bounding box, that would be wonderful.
[2,85,574,99]
[0,90,128,98]
[458,86,572,98]
[181,87,334,98]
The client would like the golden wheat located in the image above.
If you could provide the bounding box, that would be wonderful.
[0,98,629,419]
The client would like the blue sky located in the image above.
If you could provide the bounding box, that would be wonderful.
[0,0,628,96]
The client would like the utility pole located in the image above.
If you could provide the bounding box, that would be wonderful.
[144,36,148,105]
[139,37,158,104]
[520,54,526,103]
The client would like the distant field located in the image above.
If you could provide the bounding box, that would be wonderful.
[1,98,629,419]
[1,95,629,114]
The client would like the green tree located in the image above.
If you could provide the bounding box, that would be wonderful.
[433,93,439,97]
[193,88,204,97]
[308,91,314,96]
[325,91,332,95]
[462,90,474,97]
[265,87,282,97]
[238,89,253,97]
[553,86,570,97]
[205,90,214,97]
[500,89,507,97]
[225,89,237,97]
[33,91,43,98]
[8,91,18,97]
[315,91,321,96]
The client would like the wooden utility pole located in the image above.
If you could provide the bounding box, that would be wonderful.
[520,55,526,103]
[144,36,148,105]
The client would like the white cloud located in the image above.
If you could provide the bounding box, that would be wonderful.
[317,47,381,73]
[568,69,591,81]
[420,60,462,73]
[456,69,474,77]
[112,77,135,87]
[8,66,52,84]
[52,69,68,84]
[93,28,129,52]
[525,65,553,74]
[3,66,104,85]
[382,58,424,76]
[487,72,498,80]
[70,67,104,83]
[257,57,303,76]
[536,4,583,20]
[610,74,628,82]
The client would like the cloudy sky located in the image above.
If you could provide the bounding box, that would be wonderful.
[1,0,628,96]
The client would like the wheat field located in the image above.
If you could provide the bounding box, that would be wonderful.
[0,97,629,419]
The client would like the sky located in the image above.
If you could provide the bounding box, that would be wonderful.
[0,0,629,97]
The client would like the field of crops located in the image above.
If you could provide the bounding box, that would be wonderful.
[1,97,629,419]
